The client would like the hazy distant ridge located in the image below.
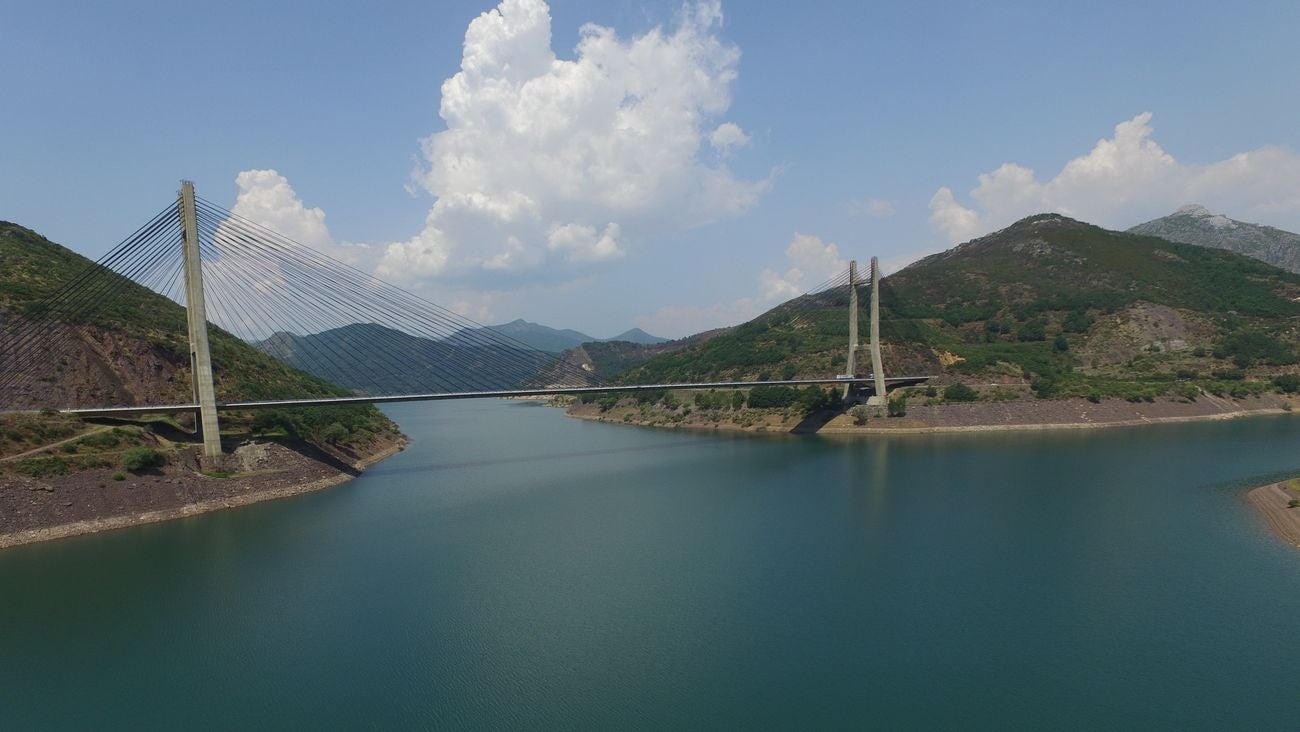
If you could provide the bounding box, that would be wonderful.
[1129,204,1300,273]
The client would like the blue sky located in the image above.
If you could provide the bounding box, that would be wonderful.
[3,0,1299,337]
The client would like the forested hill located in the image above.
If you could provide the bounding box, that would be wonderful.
[618,214,1300,401]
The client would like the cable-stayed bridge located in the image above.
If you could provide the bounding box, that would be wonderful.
[0,182,927,457]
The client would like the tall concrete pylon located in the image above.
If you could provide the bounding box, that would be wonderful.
[866,256,887,406]
[178,181,222,458]
[843,260,859,400]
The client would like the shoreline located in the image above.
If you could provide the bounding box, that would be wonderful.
[1247,480,1300,549]
[820,406,1294,435]
[0,437,406,551]
[564,396,1295,436]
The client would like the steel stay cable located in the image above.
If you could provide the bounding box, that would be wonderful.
[197,209,575,391]
[197,215,493,394]
[0,230,185,399]
[0,213,181,368]
[197,198,601,385]
[0,227,183,394]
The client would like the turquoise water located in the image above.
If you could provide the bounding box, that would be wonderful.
[3,400,1300,729]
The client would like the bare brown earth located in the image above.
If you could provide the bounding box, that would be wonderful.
[0,313,191,410]
[823,393,1295,433]
[567,393,1297,435]
[1247,479,1300,549]
[0,434,405,550]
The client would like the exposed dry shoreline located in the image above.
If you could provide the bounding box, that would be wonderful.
[566,393,1296,436]
[0,437,405,551]
[1247,480,1300,549]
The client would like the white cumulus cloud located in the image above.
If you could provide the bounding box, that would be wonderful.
[546,222,623,262]
[759,233,846,300]
[929,112,1300,243]
[708,121,751,153]
[376,0,765,282]
[227,169,371,267]
[229,170,333,251]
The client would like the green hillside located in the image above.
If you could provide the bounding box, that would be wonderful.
[0,221,394,448]
[619,214,1300,402]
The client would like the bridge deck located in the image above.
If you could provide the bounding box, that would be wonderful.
[58,376,931,417]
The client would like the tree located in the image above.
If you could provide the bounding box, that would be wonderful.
[320,422,349,444]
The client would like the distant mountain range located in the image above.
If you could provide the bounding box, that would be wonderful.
[450,319,667,354]
[255,319,666,394]
[1129,205,1300,273]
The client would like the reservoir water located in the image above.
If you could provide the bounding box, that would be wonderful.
[3,400,1300,729]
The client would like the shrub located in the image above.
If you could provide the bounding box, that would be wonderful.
[1086,392,1102,404]
[1273,373,1300,394]
[1062,310,1094,334]
[1017,319,1047,342]
[1031,376,1059,399]
[924,385,938,398]
[121,447,164,471]
[887,396,908,418]
[850,405,870,425]
[1053,335,1069,352]
[1215,329,1297,367]
[79,430,122,449]
[1176,383,1200,402]
[748,385,800,409]
[944,383,978,402]
[17,456,69,478]
[112,472,125,481]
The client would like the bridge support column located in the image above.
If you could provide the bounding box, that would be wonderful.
[179,181,222,458]
[866,256,887,407]
[843,259,859,401]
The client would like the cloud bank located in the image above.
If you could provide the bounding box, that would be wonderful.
[930,112,1300,244]
[375,0,764,282]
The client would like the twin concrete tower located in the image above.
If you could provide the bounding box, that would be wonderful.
[845,257,887,405]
